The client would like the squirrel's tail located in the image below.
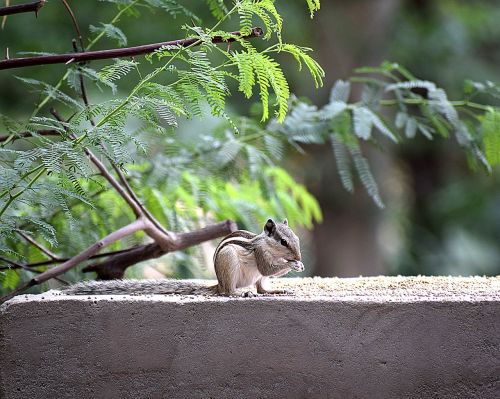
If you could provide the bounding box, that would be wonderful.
[61,279,217,296]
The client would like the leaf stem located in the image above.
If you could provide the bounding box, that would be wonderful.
[379,98,494,112]
[0,164,44,200]
[0,167,45,217]
[31,0,140,117]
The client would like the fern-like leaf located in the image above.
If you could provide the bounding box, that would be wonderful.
[234,50,290,122]
[482,109,500,167]
[330,135,354,193]
[237,0,283,40]
[305,0,321,18]
[352,107,373,140]
[280,44,324,88]
[205,0,228,19]
[89,23,127,46]
[330,80,351,103]
[99,59,138,85]
[350,146,384,208]
[234,51,255,98]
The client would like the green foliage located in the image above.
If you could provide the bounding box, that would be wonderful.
[270,62,500,207]
[206,0,228,20]
[305,0,321,17]
[280,44,324,89]
[238,0,282,40]
[142,166,321,231]
[0,269,20,291]
[234,50,289,122]
[0,0,324,292]
[482,109,500,167]
[89,23,128,46]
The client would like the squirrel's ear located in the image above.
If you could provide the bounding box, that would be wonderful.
[264,219,276,236]
[282,218,288,226]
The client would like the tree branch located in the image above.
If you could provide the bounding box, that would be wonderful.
[83,219,237,279]
[0,218,147,303]
[0,256,28,270]
[82,243,162,279]
[0,0,45,17]
[172,220,237,251]
[97,221,236,278]
[0,27,263,70]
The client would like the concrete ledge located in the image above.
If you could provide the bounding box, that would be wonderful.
[1,277,499,398]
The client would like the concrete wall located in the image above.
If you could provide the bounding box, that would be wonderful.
[1,277,499,399]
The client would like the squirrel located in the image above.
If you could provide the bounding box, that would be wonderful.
[213,218,303,295]
[63,218,304,297]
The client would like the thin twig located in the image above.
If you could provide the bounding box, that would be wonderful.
[111,163,170,236]
[61,0,84,50]
[0,246,138,270]
[16,231,60,260]
[63,0,171,240]
[0,0,45,17]
[69,33,170,238]
[0,129,60,143]
[49,109,145,220]
[0,256,68,284]
[59,108,173,248]
[0,167,44,218]
[0,27,264,70]
[0,256,25,269]
[22,246,139,268]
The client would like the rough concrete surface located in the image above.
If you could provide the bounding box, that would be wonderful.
[1,276,499,399]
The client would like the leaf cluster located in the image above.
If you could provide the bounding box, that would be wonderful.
[269,62,500,207]
[0,0,323,291]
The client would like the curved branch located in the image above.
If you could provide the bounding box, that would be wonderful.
[0,27,264,70]
[61,0,84,50]
[0,219,236,301]
[0,218,147,304]
[83,219,237,279]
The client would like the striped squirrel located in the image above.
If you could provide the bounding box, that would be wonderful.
[63,218,303,297]
[214,218,303,295]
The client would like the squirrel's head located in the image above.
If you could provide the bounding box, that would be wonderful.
[263,218,302,264]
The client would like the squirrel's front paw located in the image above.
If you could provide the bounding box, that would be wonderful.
[288,260,305,272]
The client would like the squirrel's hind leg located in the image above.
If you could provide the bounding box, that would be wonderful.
[256,277,288,295]
[214,246,239,296]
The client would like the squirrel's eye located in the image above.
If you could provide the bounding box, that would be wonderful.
[280,239,288,247]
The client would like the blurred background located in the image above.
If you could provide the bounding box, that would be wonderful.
[2,0,500,282]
